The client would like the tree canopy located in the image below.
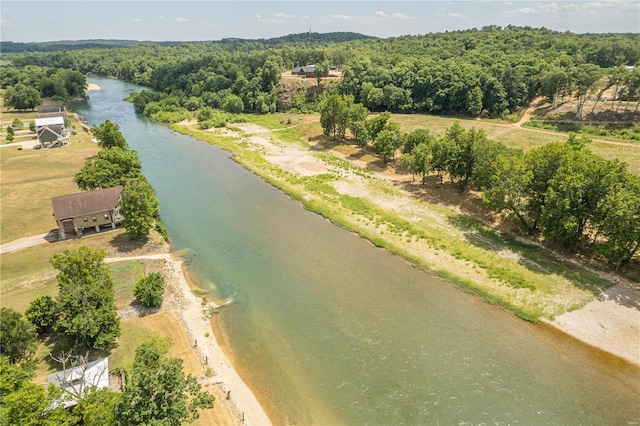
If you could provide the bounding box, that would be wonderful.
[0,309,38,364]
[51,247,120,349]
[92,120,128,150]
[114,335,214,425]
[119,179,160,240]
[74,147,142,190]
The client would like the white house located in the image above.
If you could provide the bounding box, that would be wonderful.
[34,116,70,148]
[48,357,110,408]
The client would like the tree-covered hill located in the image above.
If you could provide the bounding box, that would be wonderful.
[2,27,639,118]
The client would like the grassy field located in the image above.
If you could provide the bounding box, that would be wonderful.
[0,119,98,244]
[253,111,640,175]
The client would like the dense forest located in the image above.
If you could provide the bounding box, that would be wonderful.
[1,27,639,266]
[3,27,639,119]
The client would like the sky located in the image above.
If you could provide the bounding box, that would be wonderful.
[1,1,638,43]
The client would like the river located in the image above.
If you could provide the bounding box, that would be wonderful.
[72,77,639,425]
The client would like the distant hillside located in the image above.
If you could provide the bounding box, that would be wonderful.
[237,32,377,44]
[2,32,376,53]
[0,39,182,53]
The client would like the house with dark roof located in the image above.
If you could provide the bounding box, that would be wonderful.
[37,104,68,119]
[291,65,318,78]
[51,186,123,240]
[35,117,70,148]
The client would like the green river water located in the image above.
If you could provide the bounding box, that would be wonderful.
[72,77,639,425]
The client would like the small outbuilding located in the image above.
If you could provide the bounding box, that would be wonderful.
[48,357,109,409]
[51,186,123,240]
[35,116,70,149]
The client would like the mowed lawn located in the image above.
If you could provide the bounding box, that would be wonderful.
[0,119,98,244]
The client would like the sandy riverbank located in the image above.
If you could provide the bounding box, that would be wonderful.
[86,83,101,91]
[106,253,271,425]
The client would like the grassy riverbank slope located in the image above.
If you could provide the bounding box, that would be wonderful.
[172,117,626,322]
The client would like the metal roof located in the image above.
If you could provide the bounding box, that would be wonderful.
[51,186,123,221]
[35,117,65,127]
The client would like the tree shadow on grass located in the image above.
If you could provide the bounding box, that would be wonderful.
[39,332,109,373]
[444,214,614,297]
[108,233,150,254]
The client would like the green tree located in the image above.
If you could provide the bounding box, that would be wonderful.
[114,335,214,425]
[540,151,625,249]
[472,137,512,191]
[373,127,402,163]
[92,120,128,150]
[1,382,77,425]
[406,142,432,184]
[429,137,454,184]
[348,102,369,124]
[52,247,120,349]
[365,111,391,142]
[11,118,23,129]
[572,63,602,117]
[445,123,482,191]
[75,387,120,426]
[403,129,434,154]
[0,308,38,364]
[483,154,536,232]
[120,179,160,240]
[134,273,165,308]
[0,356,34,399]
[74,147,143,190]
[25,295,58,335]
[29,120,36,133]
[320,94,349,140]
[468,86,483,116]
[597,175,640,269]
[222,94,244,113]
[521,142,573,233]
[2,83,42,110]
[350,120,369,153]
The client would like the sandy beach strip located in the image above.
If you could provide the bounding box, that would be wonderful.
[86,83,101,91]
[545,282,640,366]
[106,254,272,425]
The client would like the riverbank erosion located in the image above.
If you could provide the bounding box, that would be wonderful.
[172,120,640,367]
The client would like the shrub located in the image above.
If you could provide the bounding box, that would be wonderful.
[11,118,23,129]
[25,295,58,334]
[134,273,165,308]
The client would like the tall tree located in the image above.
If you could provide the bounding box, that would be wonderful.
[444,123,482,191]
[320,94,348,140]
[373,125,402,163]
[597,174,640,269]
[0,309,38,364]
[407,142,432,184]
[92,120,128,150]
[120,179,160,240]
[2,83,42,110]
[114,335,214,425]
[540,150,625,249]
[572,63,602,117]
[483,154,536,232]
[468,86,483,116]
[74,147,143,190]
[52,247,120,349]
